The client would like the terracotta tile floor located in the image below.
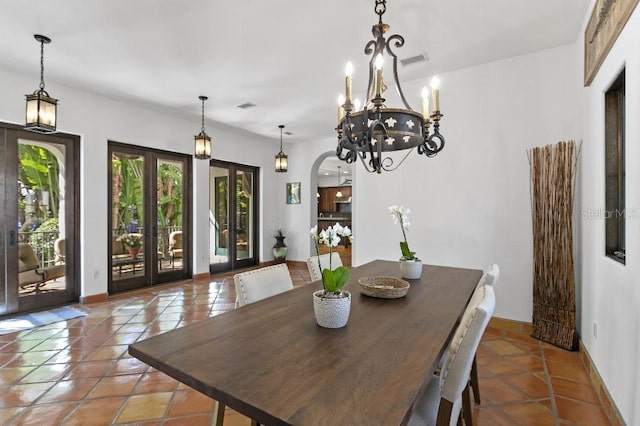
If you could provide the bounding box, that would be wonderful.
[0,263,610,425]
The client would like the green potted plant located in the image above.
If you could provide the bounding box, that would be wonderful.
[389,205,422,279]
[273,228,287,261]
[310,222,354,328]
[120,233,142,259]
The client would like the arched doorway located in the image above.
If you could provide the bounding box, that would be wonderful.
[309,153,353,267]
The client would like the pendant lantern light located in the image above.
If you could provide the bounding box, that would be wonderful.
[25,34,58,134]
[275,124,288,172]
[194,95,212,160]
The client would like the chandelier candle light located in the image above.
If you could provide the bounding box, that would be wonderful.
[25,34,58,134]
[335,0,445,174]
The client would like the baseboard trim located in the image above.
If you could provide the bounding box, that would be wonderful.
[79,293,108,304]
[192,272,211,280]
[285,260,307,268]
[578,338,626,425]
[488,316,625,426]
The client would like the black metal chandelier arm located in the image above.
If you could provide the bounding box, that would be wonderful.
[418,133,446,157]
[385,34,412,111]
[336,145,357,164]
[340,117,357,146]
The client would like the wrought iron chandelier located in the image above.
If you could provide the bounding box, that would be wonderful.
[194,95,212,160]
[335,0,445,174]
[25,34,58,134]
[275,124,288,172]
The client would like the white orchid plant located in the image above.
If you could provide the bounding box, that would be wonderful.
[389,205,418,261]
[310,222,354,295]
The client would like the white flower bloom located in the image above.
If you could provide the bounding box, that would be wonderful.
[311,222,354,252]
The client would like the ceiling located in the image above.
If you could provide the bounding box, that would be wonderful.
[0,0,589,145]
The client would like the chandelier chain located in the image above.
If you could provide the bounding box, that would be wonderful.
[39,39,45,91]
[201,98,205,132]
[279,126,283,151]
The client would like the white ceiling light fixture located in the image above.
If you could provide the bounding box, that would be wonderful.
[25,34,58,134]
[335,0,445,174]
[194,95,212,160]
[275,124,288,173]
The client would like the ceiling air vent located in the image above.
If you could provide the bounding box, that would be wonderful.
[400,53,428,67]
[236,102,257,109]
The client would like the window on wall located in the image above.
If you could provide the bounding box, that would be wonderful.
[604,68,625,263]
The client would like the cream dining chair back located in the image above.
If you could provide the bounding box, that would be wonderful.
[306,252,343,282]
[233,263,294,308]
[483,263,500,287]
[469,263,500,406]
[409,284,495,426]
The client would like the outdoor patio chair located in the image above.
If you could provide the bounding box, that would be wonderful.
[169,231,183,268]
[54,237,65,264]
[18,242,65,291]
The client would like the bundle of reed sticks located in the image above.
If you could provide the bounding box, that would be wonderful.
[527,140,580,350]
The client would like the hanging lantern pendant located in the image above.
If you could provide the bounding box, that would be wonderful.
[25,34,58,134]
[194,95,212,160]
[275,124,288,172]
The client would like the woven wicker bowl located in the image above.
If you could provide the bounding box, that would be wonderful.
[359,276,410,299]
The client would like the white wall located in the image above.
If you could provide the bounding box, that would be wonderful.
[0,66,282,298]
[577,5,640,423]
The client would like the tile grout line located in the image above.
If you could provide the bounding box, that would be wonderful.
[538,340,561,426]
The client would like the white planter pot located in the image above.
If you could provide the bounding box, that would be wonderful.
[313,290,351,328]
[399,258,423,279]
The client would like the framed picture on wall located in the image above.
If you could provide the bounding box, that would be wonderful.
[286,182,301,205]
[584,0,640,86]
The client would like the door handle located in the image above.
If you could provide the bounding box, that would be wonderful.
[9,230,16,247]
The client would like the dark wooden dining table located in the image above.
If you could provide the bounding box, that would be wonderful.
[128,259,482,426]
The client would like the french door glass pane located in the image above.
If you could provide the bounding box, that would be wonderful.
[157,158,184,272]
[17,140,68,297]
[236,170,253,261]
[210,166,229,266]
[111,152,146,282]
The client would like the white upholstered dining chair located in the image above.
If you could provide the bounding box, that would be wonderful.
[408,284,495,426]
[229,263,295,426]
[233,263,294,307]
[306,252,343,282]
[469,263,500,405]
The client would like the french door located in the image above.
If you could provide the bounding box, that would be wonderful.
[0,123,80,316]
[209,160,259,273]
[108,142,192,293]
